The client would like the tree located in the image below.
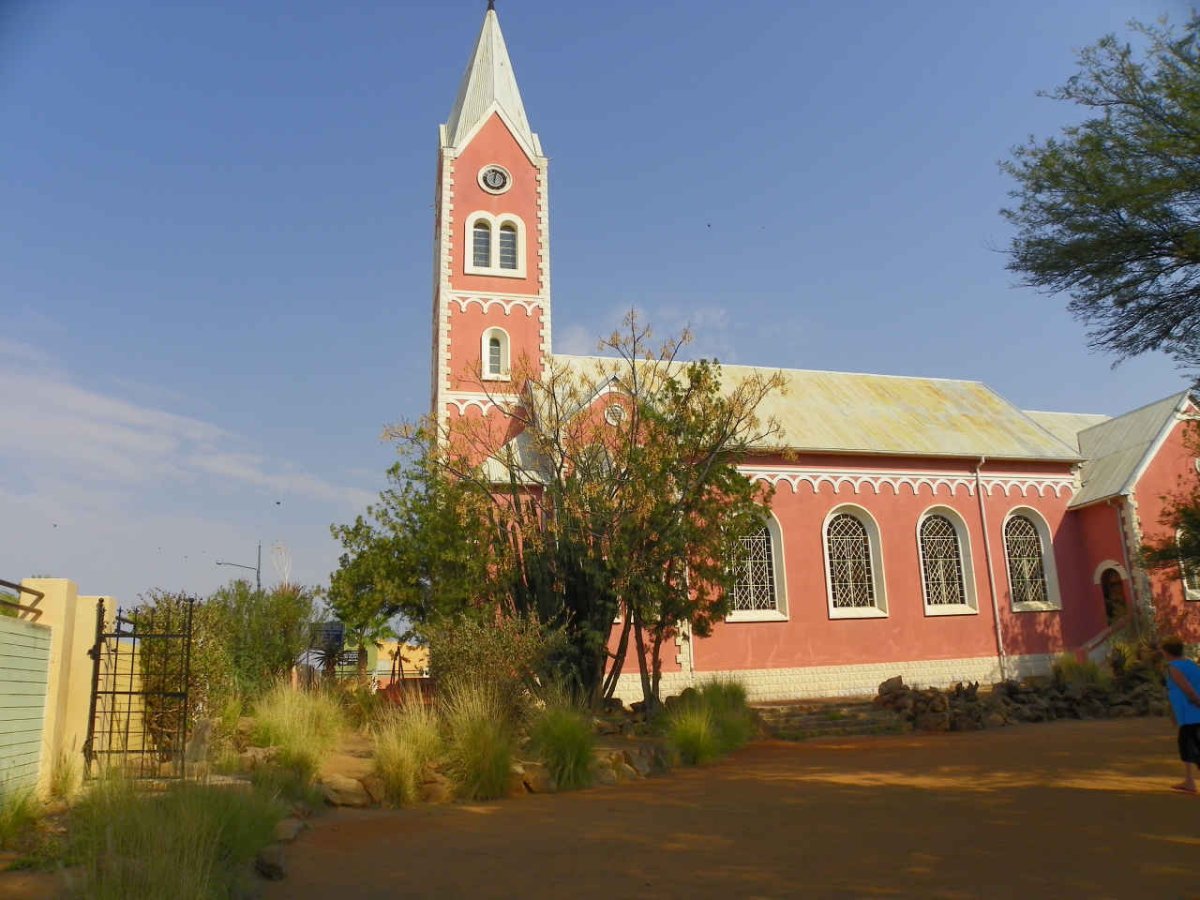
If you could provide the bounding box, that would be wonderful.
[352,311,783,710]
[1002,15,1200,374]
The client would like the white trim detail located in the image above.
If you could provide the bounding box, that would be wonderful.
[1091,560,1129,585]
[443,391,521,416]
[726,512,789,623]
[608,654,1057,703]
[822,504,888,619]
[464,211,527,278]
[916,506,979,616]
[481,327,511,381]
[1002,507,1063,612]
[741,466,1075,500]
[453,296,541,316]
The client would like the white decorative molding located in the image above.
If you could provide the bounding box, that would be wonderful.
[1092,560,1129,585]
[443,391,522,416]
[740,466,1075,500]
[453,296,541,317]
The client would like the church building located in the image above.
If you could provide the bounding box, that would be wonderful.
[428,5,1200,701]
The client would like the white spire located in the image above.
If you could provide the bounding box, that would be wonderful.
[443,7,539,155]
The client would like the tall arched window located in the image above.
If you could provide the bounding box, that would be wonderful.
[727,515,787,621]
[480,327,510,380]
[1003,511,1061,611]
[1177,529,1200,601]
[472,221,492,269]
[917,508,977,615]
[1099,568,1128,623]
[498,223,518,270]
[824,508,886,617]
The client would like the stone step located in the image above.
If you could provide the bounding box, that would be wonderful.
[753,699,909,742]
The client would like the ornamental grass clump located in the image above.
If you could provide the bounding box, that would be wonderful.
[699,679,756,754]
[67,777,283,900]
[529,691,594,791]
[0,784,40,851]
[441,681,517,801]
[1052,653,1113,690]
[665,703,719,766]
[251,682,345,787]
[374,700,444,806]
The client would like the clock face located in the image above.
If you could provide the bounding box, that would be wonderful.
[479,166,511,193]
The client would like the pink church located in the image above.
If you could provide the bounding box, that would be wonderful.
[428,6,1200,701]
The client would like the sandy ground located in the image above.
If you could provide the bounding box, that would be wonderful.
[268,719,1199,900]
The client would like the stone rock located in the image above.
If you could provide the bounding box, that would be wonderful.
[594,765,618,786]
[255,844,286,881]
[615,763,639,782]
[1110,704,1137,718]
[984,713,1006,729]
[273,818,307,844]
[522,763,557,794]
[420,774,453,804]
[595,718,622,736]
[320,774,371,808]
[602,697,627,714]
[359,774,386,806]
[625,749,654,778]
[239,746,280,772]
[913,711,950,733]
[290,800,315,820]
[185,718,216,763]
[879,675,905,696]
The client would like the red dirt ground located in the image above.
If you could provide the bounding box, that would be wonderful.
[269,719,1199,900]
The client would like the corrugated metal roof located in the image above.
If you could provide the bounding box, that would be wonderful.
[555,356,1081,462]
[444,9,538,154]
[1023,410,1111,451]
[1070,392,1190,507]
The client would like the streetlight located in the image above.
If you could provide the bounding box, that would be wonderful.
[216,541,261,592]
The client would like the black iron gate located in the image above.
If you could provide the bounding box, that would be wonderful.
[83,596,195,779]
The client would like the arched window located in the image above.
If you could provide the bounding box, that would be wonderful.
[480,328,510,380]
[1099,568,1128,623]
[472,221,492,269]
[465,213,526,277]
[824,507,886,618]
[1177,529,1200,601]
[917,509,977,614]
[1003,510,1061,611]
[498,223,518,270]
[728,515,787,622]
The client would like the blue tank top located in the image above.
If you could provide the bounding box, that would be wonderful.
[1168,658,1200,726]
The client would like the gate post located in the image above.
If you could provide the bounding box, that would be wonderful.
[81,598,104,777]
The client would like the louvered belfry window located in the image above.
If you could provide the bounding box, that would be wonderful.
[920,515,966,606]
[498,224,518,270]
[1004,515,1048,605]
[731,525,777,612]
[472,221,492,268]
[827,514,875,608]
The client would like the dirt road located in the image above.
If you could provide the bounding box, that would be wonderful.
[269,719,1199,899]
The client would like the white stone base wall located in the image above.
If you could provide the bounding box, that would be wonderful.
[611,654,1056,704]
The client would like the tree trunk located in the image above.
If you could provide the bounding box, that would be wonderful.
[650,625,665,704]
[632,611,658,715]
[602,612,634,702]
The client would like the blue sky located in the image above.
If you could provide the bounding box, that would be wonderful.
[1,0,1193,604]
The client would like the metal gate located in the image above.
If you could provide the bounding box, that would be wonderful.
[83,596,195,779]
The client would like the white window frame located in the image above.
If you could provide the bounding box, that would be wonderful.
[823,504,887,620]
[916,506,978,616]
[726,513,788,623]
[1176,529,1200,601]
[481,327,511,381]
[1002,508,1062,613]
[463,211,527,278]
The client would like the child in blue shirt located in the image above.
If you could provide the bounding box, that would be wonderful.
[1161,637,1200,795]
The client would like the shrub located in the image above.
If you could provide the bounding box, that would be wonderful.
[374,700,443,806]
[0,785,40,851]
[665,704,719,766]
[425,614,563,713]
[529,692,594,791]
[1052,653,1112,689]
[699,680,755,754]
[251,683,345,785]
[441,681,517,801]
[340,684,388,731]
[67,777,283,899]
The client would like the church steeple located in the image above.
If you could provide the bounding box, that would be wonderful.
[443,5,540,156]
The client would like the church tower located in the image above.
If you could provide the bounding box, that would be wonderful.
[431,3,550,430]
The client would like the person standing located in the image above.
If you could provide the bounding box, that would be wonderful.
[1161,637,1200,794]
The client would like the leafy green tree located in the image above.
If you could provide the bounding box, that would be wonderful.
[1002,15,1200,373]
[0,591,17,618]
[361,312,782,710]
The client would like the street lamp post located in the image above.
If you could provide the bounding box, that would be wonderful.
[216,541,262,592]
